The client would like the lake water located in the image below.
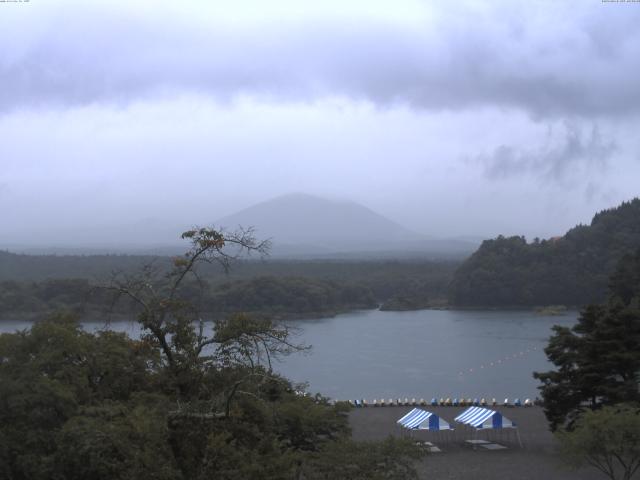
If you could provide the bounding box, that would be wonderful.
[276,309,578,401]
[0,309,577,402]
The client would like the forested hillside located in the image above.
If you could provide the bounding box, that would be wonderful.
[449,198,640,307]
[0,276,377,320]
[0,254,456,319]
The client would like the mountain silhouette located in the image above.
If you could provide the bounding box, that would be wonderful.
[217,193,475,257]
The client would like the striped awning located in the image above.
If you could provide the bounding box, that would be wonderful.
[397,408,452,431]
[454,406,516,429]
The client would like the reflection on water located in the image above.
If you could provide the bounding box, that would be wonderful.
[0,308,578,401]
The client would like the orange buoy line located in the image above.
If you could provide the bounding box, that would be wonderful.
[456,345,541,377]
[337,397,536,407]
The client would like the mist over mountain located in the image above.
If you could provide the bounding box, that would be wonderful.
[217,193,477,258]
[2,193,479,258]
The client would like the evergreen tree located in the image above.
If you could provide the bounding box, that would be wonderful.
[534,249,640,430]
[451,198,640,307]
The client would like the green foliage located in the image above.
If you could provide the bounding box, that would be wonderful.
[301,437,425,480]
[0,313,162,480]
[198,431,298,480]
[534,250,640,430]
[0,313,366,479]
[54,401,180,480]
[0,276,376,321]
[0,255,457,319]
[206,276,377,317]
[0,228,426,479]
[380,293,446,311]
[451,198,640,306]
[214,313,308,372]
[557,405,640,480]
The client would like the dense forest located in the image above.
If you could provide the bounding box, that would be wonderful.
[0,253,456,320]
[0,229,424,479]
[0,276,376,320]
[534,247,640,429]
[449,198,640,307]
[4,198,640,316]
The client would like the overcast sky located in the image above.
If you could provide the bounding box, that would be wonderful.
[1,0,640,247]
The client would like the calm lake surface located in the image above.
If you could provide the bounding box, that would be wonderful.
[0,309,577,401]
[279,309,578,401]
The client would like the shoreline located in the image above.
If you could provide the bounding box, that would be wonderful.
[0,303,580,324]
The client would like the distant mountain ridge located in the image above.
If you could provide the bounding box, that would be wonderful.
[449,198,640,307]
[2,193,479,259]
[217,193,477,257]
[217,193,422,251]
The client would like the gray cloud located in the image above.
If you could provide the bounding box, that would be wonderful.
[480,123,617,183]
[2,2,640,117]
[1,1,639,247]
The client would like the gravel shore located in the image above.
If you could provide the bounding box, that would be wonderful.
[349,405,604,479]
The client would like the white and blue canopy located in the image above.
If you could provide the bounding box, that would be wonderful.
[397,408,452,431]
[454,406,516,429]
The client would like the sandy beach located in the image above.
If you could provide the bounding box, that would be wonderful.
[349,405,604,479]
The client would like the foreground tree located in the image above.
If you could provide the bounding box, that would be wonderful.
[0,227,426,479]
[557,405,640,480]
[0,312,169,480]
[105,227,272,397]
[534,249,640,430]
[301,437,426,480]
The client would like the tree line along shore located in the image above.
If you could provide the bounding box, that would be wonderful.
[2,198,639,320]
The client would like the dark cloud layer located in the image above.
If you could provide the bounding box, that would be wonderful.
[481,123,617,182]
[1,1,639,246]
[2,2,640,117]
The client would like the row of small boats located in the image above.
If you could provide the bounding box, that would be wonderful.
[345,397,536,407]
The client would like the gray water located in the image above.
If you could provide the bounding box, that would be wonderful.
[278,309,577,401]
[0,309,577,401]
